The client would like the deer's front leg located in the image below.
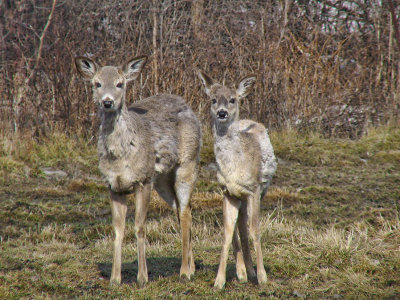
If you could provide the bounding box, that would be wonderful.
[214,193,241,289]
[110,191,127,285]
[135,182,151,288]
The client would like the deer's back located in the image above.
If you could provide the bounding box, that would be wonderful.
[129,94,200,174]
[239,120,277,188]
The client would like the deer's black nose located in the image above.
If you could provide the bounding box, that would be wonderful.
[103,100,114,109]
[217,110,228,119]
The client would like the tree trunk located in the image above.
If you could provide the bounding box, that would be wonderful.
[191,0,205,43]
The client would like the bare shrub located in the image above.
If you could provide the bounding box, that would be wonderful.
[1,0,399,138]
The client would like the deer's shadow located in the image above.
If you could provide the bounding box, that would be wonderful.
[98,257,210,284]
[98,257,261,285]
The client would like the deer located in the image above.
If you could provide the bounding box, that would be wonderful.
[198,71,277,289]
[75,55,201,288]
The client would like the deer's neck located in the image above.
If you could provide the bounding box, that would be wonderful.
[213,118,246,193]
[213,119,242,155]
[213,118,240,140]
[100,105,142,158]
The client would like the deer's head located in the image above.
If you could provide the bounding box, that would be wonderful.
[75,56,147,112]
[198,71,256,127]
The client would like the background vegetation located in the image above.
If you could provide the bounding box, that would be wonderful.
[1,1,400,299]
[1,0,400,137]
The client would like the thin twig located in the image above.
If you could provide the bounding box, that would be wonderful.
[152,0,159,94]
[27,0,57,85]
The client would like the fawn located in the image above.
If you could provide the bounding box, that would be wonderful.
[198,71,277,289]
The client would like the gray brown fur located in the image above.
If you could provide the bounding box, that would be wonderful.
[198,71,277,289]
[98,94,200,194]
[75,55,201,287]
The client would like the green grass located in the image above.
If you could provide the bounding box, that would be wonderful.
[1,125,399,299]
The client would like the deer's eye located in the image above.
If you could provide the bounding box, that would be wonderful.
[230,98,236,104]
[95,82,101,88]
[212,98,217,104]
[116,82,123,88]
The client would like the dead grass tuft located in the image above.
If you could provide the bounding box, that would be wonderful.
[67,179,107,193]
[272,123,400,168]
[0,127,399,298]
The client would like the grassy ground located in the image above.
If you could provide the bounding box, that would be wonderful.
[0,124,399,299]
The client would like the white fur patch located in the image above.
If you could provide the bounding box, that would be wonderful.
[175,182,191,212]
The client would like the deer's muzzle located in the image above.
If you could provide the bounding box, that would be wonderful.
[103,100,114,109]
[217,110,228,120]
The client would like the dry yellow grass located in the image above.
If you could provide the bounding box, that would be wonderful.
[0,127,399,298]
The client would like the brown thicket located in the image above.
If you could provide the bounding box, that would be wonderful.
[1,0,400,138]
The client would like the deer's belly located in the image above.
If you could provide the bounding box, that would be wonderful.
[217,166,255,198]
[99,160,145,193]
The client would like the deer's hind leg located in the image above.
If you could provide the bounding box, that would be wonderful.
[174,160,198,279]
[174,118,201,279]
[247,187,267,284]
[237,201,257,281]
[232,226,247,282]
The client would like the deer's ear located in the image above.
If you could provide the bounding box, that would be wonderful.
[237,75,256,99]
[197,70,215,96]
[75,57,98,80]
[124,55,147,82]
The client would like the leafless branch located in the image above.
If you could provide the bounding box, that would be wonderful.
[27,0,57,85]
